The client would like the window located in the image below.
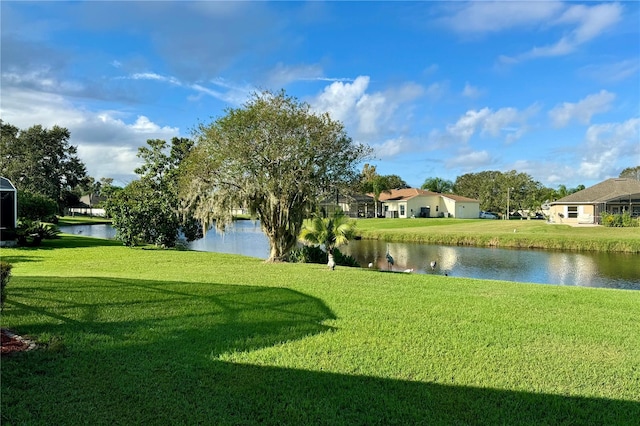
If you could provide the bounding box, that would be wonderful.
[568,206,578,218]
[436,206,439,212]
[400,205,405,216]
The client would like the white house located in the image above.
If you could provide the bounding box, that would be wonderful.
[377,188,480,219]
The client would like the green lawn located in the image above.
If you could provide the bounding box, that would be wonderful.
[354,218,640,252]
[55,215,112,226]
[1,235,639,424]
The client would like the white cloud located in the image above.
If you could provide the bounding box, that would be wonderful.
[311,76,370,123]
[446,108,492,143]
[445,105,536,144]
[445,149,492,170]
[579,59,640,83]
[356,92,387,135]
[505,3,622,62]
[264,62,324,88]
[123,72,253,105]
[310,76,426,147]
[440,1,563,34]
[462,82,482,99]
[0,86,180,184]
[578,117,640,179]
[372,137,405,158]
[549,90,615,128]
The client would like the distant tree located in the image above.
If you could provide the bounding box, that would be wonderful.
[299,210,357,270]
[0,121,88,214]
[454,171,504,212]
[552,184,584,201]
[357,164,392,218]
[106,137,201,247]
[385,174,409,189]
[181,90,371,262]
[17,191,58,221]
[454,170,543,216]
[421,177,453,193]
[620,166,640,180]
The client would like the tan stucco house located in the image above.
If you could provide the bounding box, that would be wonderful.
[547,178,640,224]
[377,188,480,219]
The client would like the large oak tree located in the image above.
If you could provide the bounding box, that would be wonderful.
[181,90,371,262]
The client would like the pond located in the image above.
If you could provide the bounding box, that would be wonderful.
[59,221,640,290]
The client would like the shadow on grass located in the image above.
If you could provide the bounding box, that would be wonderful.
[21,234,125,250]
[2,276,638,425]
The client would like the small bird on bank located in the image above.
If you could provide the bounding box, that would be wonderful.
[430,260,437,270]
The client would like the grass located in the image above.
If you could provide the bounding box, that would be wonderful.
[354,218,640,253]
[55,215,112,226]
[2,235,639,424]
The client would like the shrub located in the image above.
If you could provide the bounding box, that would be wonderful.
[287,245,327,264]
[333,249,361,268]
[16,220,61,246]
[1,261,12,310]
[17,191,58,221]
[287,245,360,268]
[601,213,639,228]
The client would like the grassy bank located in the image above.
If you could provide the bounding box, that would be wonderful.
[1,235,639,424]
[355,218,640,253]
[56,215,112,226]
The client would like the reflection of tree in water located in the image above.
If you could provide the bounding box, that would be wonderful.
[343,239,637,288]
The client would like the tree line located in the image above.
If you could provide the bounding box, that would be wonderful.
[2,91,639,260]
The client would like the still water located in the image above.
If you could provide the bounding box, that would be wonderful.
[60,221,639,290]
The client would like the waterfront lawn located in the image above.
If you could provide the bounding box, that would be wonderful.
[2,236,639,424]
[355,218,640,252]
[56,215,112,226]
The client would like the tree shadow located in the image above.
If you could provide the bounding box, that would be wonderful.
[7,235,124,250]
[2,276,638,425]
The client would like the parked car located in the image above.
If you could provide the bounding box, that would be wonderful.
[479,211,498,219]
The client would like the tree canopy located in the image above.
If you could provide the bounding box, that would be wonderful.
[620,166,640,180]
[0,121,88,213]
[421,177,453,193]
[181,90,372,262]
[106,137,200,247]
[454,170,546,216]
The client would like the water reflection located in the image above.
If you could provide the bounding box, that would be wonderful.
[342,240,639,290]
[59,224,117,240]
[59,222,639,290]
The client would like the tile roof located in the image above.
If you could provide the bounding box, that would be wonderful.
[376,188,438,201]
[552,178,640,203]
[374,188,479,203]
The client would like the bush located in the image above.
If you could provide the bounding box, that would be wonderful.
[17,191,58,221]
[287,245,327,264]
[601,212,639,227]
[16,220,61,246]
[288,245,360,268]
[1,261,12,310]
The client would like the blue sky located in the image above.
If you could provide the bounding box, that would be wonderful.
[1,1,638,189]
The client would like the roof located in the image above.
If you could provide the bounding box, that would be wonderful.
[441,193,480,203]
[375,188,439,201]
[0,177,16,191]
[552,178,640,204]
[374,188,479,203]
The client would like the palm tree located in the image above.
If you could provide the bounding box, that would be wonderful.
[421,177,453,193]
[299,210,356,269]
